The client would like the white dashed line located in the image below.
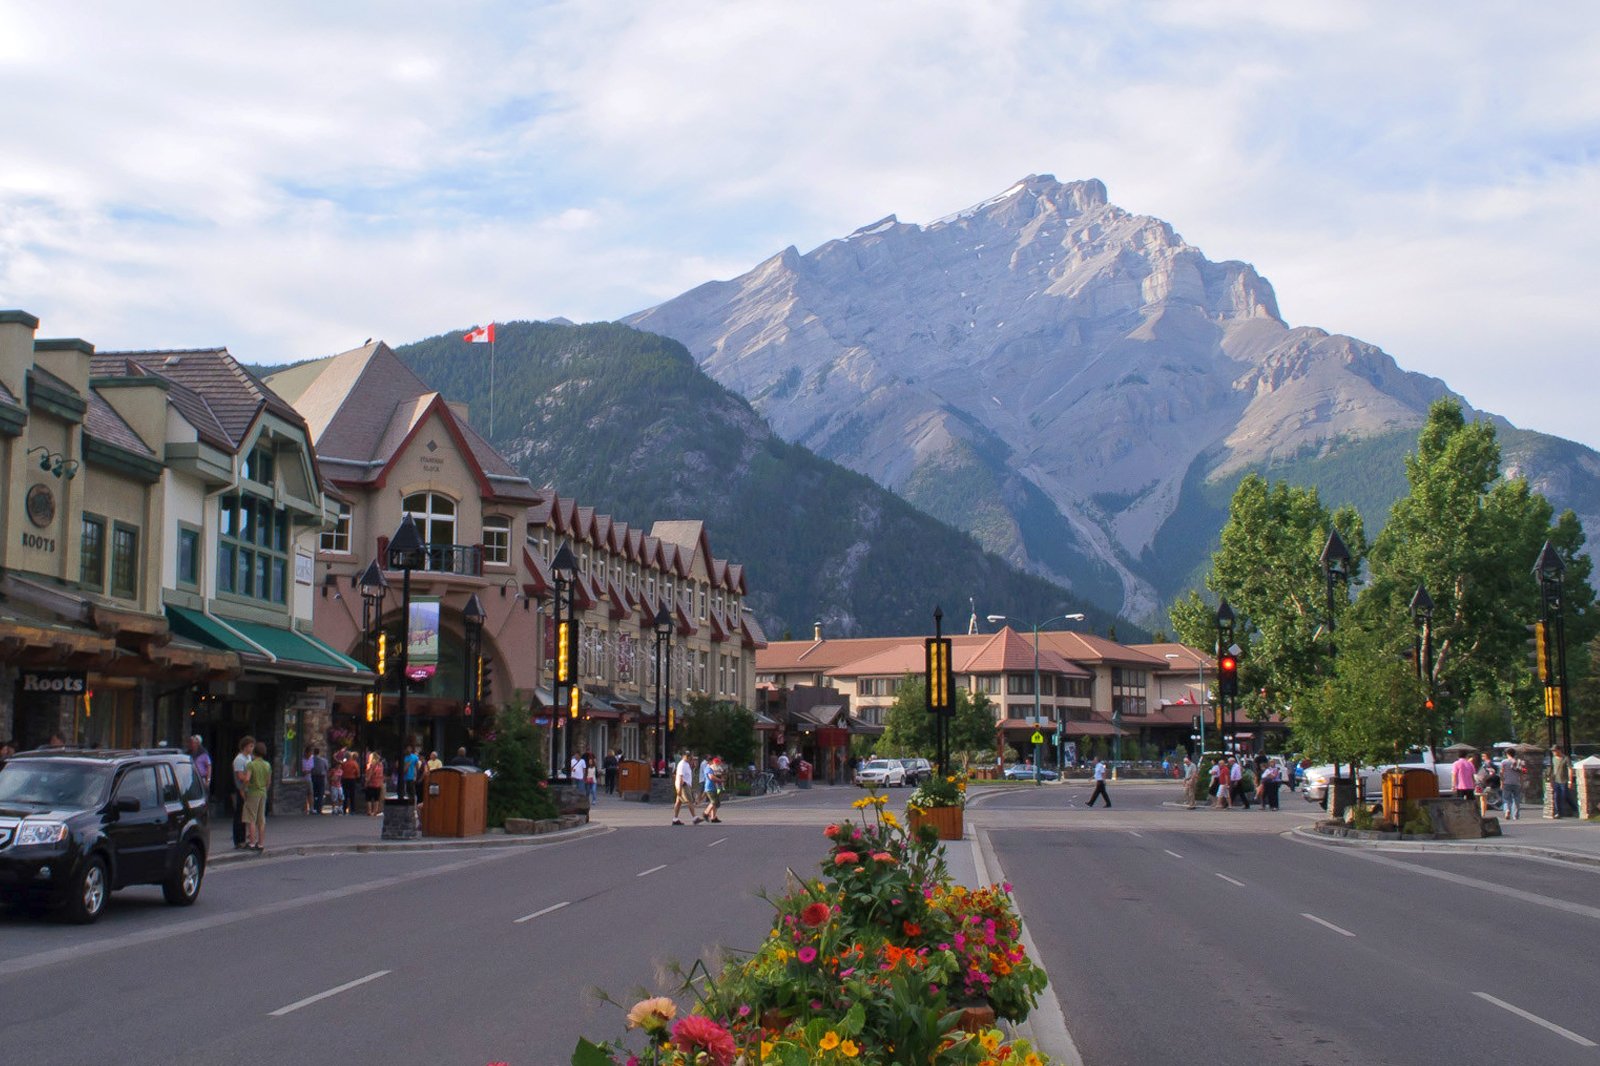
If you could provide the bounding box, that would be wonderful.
[270,971,390,1017]
[1215,874,1245,887]
[707,837,727,847]
[1474,993,1596,1047]
[1164,849,1184,859]
[638,864,668,877]
[1301,912,1355,937]
[513,901,570,924]
[1127,830,1144,838]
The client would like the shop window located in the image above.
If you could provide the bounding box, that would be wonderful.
[320,501,351,554]
[177,526,200,587]
[81,513,106,589]
[111,523,139,599]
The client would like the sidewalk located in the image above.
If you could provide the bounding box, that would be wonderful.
[1294,815,1600,866]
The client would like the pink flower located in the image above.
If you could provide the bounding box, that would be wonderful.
[834,850,860,865]
[671,1016,737,1066]
[871,851,894,863]
[797,946,818,964]
[824,824,843,838]
[1003,881,1013,893]
[737,1004,752,1018]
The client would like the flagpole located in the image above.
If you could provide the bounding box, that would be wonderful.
[489,334,496,439]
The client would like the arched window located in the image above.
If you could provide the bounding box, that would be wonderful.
[402,492,457,570]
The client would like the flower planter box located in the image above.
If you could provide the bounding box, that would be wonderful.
[910,805,964,841]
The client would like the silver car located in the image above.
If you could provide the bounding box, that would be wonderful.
[854,759,907,788]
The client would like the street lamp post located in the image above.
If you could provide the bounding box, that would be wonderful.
[1533,542,1572,812]
[386,515,428,805]
[1215,600,1235,752]
[654,604,674,774]
[1320,529,1352,804]
[988,612,1084,784]
[1410,583,1434,739]
[358,559,389,762]
[549,545,578,780]
[462,593,486,724]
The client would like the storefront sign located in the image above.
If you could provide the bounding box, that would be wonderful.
[20,670,87,695]
[25,483,56,528]
[409,598,440,666]
[295,552,315,585]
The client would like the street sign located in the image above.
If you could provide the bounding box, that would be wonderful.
[1031,730,1044,744]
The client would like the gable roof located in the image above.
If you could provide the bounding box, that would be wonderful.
[84,390,155,458]
[94,348,297,454]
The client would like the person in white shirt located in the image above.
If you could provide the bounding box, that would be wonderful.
[570,753,587,791]
[1087,758,1111,807]
[776,751,790,783]
[231,735,255,849]
[672,752,702,825]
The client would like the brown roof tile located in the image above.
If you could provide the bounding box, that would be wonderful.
[84,390,154,458]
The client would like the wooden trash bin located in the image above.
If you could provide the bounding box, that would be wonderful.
[422,767,488,837]
[618,759,651,798]
[1382,767,1439,827]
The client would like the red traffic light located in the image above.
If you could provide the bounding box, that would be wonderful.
[1220,655,1237,672]
[1424,698,1434,710]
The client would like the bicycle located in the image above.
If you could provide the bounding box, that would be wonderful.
[752,770,784,796]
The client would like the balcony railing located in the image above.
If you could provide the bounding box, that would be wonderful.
[420,544,482,576]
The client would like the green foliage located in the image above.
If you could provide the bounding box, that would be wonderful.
[879,675,996,763]
[1402,804,1434,836]
[480,702,557,826]
[394,320,1126,641]
[675,695,756,768]
[1350,801,1375,830]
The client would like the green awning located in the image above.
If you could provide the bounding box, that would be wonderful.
[166,606,371,682]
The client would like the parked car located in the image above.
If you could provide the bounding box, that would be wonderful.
[1002,763,1060,781]
[1299,764,1375,804]
[0,748,210,923]
[854,759,907,788]
[900,758,932,785]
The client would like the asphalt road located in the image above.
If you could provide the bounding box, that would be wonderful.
[983,787,1600,1066]
[0,822,821,1066]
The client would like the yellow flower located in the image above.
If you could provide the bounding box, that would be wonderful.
[761,1040,776,1058]
[979,1029,1001,1052]
[852,797,870,810]
[820,1030,841,1051]
[873,794,888,806]
[882,811,900,829]
[840,1039,860,1057]
[1024,1055,1044,1066]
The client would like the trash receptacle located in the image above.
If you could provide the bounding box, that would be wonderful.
[618,760,650,799]
[1382,767,1438,826]
[422,767,488,837]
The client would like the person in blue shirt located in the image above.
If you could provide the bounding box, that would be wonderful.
[401,743,421,803]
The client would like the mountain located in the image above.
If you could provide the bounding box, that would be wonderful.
[390,321,1129,640]
[625,175,1600,622]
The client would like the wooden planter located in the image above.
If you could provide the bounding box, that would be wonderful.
[954,1001,996,1033]
[910,805,964,840]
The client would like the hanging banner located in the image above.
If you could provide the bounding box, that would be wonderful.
[407,598,440,680]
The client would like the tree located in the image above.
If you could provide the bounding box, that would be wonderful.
[481,701,556,827]
[1170,474,1366,721]
[676,695,756,769]
[879,674,997,764]
[1360,400,1596,741]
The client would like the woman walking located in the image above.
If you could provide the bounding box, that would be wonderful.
[364,750,385,816]
[243,742,270,851]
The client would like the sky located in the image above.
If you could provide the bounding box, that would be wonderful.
[3,2,1598,448]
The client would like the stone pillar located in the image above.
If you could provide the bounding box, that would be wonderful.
[381,798,421,840]
[0,665,14,741]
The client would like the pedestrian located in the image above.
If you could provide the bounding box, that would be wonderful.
[672,751,702,825]
[1476,754,1501,816]
[1262,760,1282,810]
[776,750,790,784]
[447,746,476,768]
[1213,758,1231,809]
[342,748,363,814]
[1230,757,1251,809]
[603,749,619,795]
[1551,746,1576,817]
[584,750,598,803]
[1087,757,1111,807]
[1181,756,1197,809]
[1451,750,1477,801]
[185,735,212,793]
[426,750,443,775]
[570,750,588,792]
[327,753,345,815]
[243,742,270,851]
[400,744,421,804]
[301,748,317,813]
[703,756,726,823]
[1499,752,1525,820]
[231,735,255,849]
[364,750,385,816]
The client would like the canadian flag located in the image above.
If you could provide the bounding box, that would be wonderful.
[463,323,495,344]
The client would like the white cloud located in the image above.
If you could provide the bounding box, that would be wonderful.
[2,0,1598,448]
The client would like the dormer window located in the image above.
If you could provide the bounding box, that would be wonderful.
[483,515,510,565]
[320,501,352,554]
[242,446,275,487]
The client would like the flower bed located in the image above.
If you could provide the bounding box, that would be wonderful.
[565,791,1051,1065]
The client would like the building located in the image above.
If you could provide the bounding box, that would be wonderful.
[265,342,542,761]
[2,310,367,809]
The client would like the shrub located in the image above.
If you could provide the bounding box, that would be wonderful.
[479,702,557,826]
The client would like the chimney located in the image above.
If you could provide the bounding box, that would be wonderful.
[813,620,823,642]
[33,336,95,397]
[0,309,40,402]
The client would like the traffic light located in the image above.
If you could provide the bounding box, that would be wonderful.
[1218,653,1238,698]
[375,632,387,677]
[557,622,572,683]
[1191,714,1202,735]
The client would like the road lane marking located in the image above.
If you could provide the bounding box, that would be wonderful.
[1301,913,1355,937]
[707,837,727,847]
[1215,873,1245,887]
[1333,848,1600,924]
[638,864,668,877]
[1127,830,1144,838]
[1164,849,1184,859]
[513,901,570,924]
[1474,992,1597,1047]
[270,970,390,1017]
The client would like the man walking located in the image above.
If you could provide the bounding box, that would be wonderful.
[672,751,703,825]
[1087,757,1111,807]
[1500,752,1526,819]
[1551,746,1576,817]
[231,735,255,849]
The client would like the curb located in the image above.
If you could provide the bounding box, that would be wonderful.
[209,822,607,868]
[1288,825,1600,869]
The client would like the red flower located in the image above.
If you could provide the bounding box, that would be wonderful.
[902,920,922,937]
[824,823,843,838]
[800,902,831,927]
[671,1015,736,1066]
[834,850,860,865]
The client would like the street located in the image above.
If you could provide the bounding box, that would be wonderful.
[3,781,1598,1065]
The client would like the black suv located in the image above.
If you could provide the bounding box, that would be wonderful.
[0,748,210,923]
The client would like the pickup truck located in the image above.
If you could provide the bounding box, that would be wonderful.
[1300,751,1456,805]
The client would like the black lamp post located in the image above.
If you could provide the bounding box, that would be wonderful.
[1320,528,1352,796]
[549,544,578,780]
[387,515,427,803]
[654,604,673,773]
[358,559,389,761]
[1533,541,1572,791]
[1215,599,1235,749]
[462,593,486,720]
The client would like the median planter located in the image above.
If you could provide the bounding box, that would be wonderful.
[908,805,963,841]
